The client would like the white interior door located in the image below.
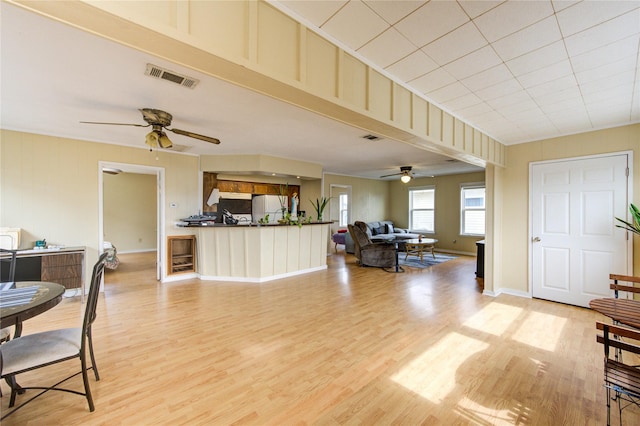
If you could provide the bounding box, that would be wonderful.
[530,153,631,307]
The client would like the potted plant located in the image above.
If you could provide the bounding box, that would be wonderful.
[615,203,640,236]
[278,183,289,222]
[310,196,331,222]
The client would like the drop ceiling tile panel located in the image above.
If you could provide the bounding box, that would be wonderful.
[394,0,469,47]
[564,10,640,57]
[552,0,581,13]
[458,0,503,19]
[517,60,573,89]
[556,1,640,37]
[537,95,584,113]
[457,102,493,119]
[427,82,471,104]
[570,35,640,73]
[580,72,636,98]
[421,22,487,66]
[575,56,638,86]
[492,16,562,62]
[385,50,438,81]
[462,64,513,92]
[496,97,540,115]
[486,90,534,110]
[277,0,348,27]
[531,85,582,106]
[358,28,417,68]
[445,92,483,110]
[583,83,634,103]
[443,46,503,80]
[506,41,568,76]
[473,0,555,43]
[475,78,524,101]
[526,74,578,99]
[363,0,424,25]
[409,68,457,93]
[321,0,389,50]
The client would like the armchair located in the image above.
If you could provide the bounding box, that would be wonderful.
[348,222,396,268]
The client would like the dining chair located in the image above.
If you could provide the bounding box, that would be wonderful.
[596,321,640,426]
[0,252,108,419]
[610,274,640,299]
[0,248,18,344]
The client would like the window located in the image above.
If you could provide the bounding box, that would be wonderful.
[461,184,485,236]
[339,193,348,227]
[409,186,435,232]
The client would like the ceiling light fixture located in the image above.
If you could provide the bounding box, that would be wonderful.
[400,173,412,183]
[145,125,173,150]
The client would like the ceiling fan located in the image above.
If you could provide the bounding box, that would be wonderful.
[380,166,414,183]
[81,108,220,150]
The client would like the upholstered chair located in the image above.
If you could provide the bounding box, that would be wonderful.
[348,222,396,268]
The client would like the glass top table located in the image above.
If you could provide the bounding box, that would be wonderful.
[0,281,65,337]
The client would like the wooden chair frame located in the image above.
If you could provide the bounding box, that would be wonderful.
[596,321,640,425]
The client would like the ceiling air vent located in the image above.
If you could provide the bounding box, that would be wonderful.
[361,134,381,141]
[145,64,199,89]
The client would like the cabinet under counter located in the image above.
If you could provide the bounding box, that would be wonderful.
[194,223,330,282]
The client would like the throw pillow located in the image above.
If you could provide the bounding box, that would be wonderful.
[386,223,394,234]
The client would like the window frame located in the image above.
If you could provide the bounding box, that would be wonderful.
[408,185,435,234]
[460,182,486,237]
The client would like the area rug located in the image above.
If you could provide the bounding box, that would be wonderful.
[398,253,457,269]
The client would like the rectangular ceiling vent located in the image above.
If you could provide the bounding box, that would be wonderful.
[361,134,381,141]
[145,63,199,89]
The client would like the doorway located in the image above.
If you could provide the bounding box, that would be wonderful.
[530,152,632,307]
[330,184,351,233]
[99,162,165,281]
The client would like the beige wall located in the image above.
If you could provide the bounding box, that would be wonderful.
[0,130,199,279]
[104,172,157,253]
[323,174,389,224]
[388,172,486,254]
[498,124,640,294]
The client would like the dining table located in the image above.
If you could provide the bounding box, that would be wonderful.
[0,281,66,338]
[589,297,640,330]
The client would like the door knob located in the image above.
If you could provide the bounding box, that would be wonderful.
[532,237,541,242]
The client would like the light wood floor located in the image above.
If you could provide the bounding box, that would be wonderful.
[1,250,638,425]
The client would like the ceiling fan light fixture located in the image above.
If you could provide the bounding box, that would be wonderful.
[145,130,159,148]
[401,174,412,183]
[158,132,173,149]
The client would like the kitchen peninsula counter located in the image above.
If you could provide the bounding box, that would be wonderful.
[192,222,330,282]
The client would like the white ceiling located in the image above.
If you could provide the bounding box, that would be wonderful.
[1,1,638,181]
[274,0,640,144]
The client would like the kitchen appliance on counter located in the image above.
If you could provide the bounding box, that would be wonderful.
[179,214,217,226]
[252,195,287,223]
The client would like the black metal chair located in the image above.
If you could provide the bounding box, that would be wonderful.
[596,321,640,425]
[0,252,108,419]
[0,248,18,344]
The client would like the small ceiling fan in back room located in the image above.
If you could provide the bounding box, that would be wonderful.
[380,166,414,183]
[81,108,221,150]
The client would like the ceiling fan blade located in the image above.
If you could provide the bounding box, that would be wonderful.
[80,121,149,128]
[380,172,402,178]
[169,128,221,144]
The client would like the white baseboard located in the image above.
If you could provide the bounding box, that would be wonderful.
[483,287,531,298]
[198,265,328,283]
[117,248,157,254]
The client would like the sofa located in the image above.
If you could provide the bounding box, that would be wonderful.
[344,220,421,254]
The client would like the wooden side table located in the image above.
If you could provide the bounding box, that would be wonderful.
[403,238,437,262]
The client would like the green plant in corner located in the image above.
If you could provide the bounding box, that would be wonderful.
[310,197,331,222]
[615,203,640,236]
